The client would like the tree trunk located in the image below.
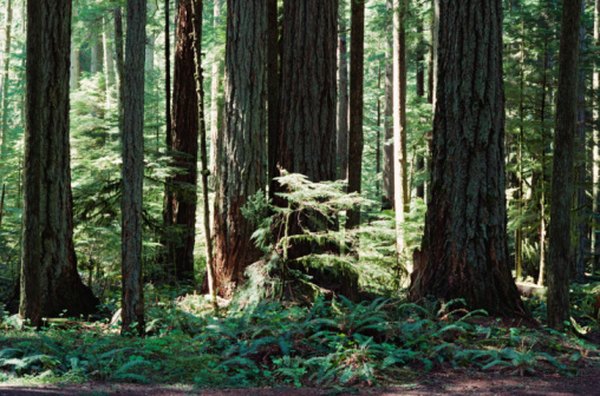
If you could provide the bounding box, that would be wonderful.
[145,0,157,72]
[415,11,426,200]
[0,183,5,229]
[593,0,600,274]
[210,0,223,187]
[102,16,115,110]
[190,0,217,306]
[121,0,147,335]
[393,0,408,270]
[277,0,337,183]
[164,0,172,162]
[574,0,589,284]
[0,0,12,159]
[267,0,280,196]
[346,0,364,228]
[213,0,267,297]
[114,7,125,130]
[337,2,349,182]
[21,0,99,327]
[547,0,582,329]
[382,0,394,209]
[409,0,527,317]
[163,0,199,283]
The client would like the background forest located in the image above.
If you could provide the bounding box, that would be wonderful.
[0,0,599,391]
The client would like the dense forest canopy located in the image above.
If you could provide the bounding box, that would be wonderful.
[0,0,599,391]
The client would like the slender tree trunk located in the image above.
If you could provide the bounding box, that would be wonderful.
[376,66,382,199]
[538,41,551,286]
[0,183,5,228]
[515,16,525,280]
[210,0,223,187]
[114,7,125,130]
[213,0,267,297]
[267,0,280,196]
[409,0,526,317]
[145,0,157,72]
[121,0,147,335]
[337,2,349,181]
[346,0,364,228]
[163,0,199,283]
[383,0,394,209]
[574,0,589,284]
[393,0,408,269]
[547,0,582,329]
[0,0,12,159]
[415,11,426,200]
[593,0,600,274]
[190,0,217,306]
[165,0,172,156]
[90,28,101,75]
[102,16,115,110]
[21,0,99,326]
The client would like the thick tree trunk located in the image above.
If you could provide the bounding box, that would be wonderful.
[121,0,147,335]
[21,0,99,327]
[382,0,394,209]
[409,0,526,317]
[346,0,364,228]
[213,0,267,297]
[547,0,582,329]
[337,4,349,182]
[277,0,337,183]
[162,0,199,283]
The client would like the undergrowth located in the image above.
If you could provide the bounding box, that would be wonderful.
[0,294,598,389]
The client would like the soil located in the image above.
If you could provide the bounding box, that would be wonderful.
[0,366,598,396]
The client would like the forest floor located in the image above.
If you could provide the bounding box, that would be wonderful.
[0,366,599,395]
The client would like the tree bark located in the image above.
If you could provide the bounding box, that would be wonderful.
[409,0,527,317]
[121,0,147,335]
[213,0,267,297]
[574,0,589,284]
[277,0,337,183]
[383,0,394,209]
[593,0,600,274]
[162,0,199,284]
[0,0,12,159]
[346,0,364,228]
[337,2,349,182]
[21,0,99,327]
[267,0,280,196]
[547,0,582,329]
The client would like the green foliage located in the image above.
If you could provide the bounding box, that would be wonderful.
[1,293,597,388]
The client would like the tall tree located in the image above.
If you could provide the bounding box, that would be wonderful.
[20,0,98,326]
[547,0,583,329]
[392,0,408,268]
[213,0,267,297]
[121,0,147,335]
[267,0,280,196]
[277,0,337,183]
[593,0,600,273]
[210,0,223,186]
[163,0,199,283]
[337,1,349,181]
[382,0,394,209]
[409,0,527,317]
[346,0,364,228]
[0,0,12,159]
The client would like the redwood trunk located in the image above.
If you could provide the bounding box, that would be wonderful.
[163,0,199,283]
[409,0,526,317]
[21,0,98,326]
[547,0,582,329]
[213,0,267,297]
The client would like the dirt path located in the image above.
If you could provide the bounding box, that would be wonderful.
[0,367,598,395]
